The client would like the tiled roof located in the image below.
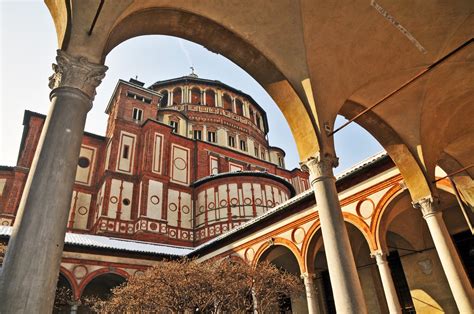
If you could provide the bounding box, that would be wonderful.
[0,226,192,256]
[335,151,388,180]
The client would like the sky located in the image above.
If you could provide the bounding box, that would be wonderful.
[0,1,383,174]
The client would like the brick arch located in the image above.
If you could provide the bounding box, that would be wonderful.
[301,219,321,274]
[302,213,376,274]
[172,87,182,105]
[205,88,216,107]
[77,267,129,299]
[342,212,376,251]
[190,86,202,105]
[59,266,80,301]
[252,237,304,274]
[371,184,407,253]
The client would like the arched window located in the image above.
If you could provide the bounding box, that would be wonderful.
[235,99,244,116]
[206,89,216,107]
[256,114,262,129]
[173,87,182,105]
[249,106,254,120]
[222,94,232,111]
[191,87,201,105]
[159,90,169,107]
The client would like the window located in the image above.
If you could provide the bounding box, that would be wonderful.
[240,140,247,151]
[159,90,168,107]
[236,99,244,116]
[254,146,259,157]
[278,156,284,167]
[132,108,143,121]
[228,136,235,147]
[122,145,130,159]
[208,131,216,143]
[191,88,201,105]
[223,94,233,111]
[78,157,90,168]
[169,121,179,133]
[193,130,202,140]
[206,89,216,107]
[261,150,265,160]
[126,91,151,104]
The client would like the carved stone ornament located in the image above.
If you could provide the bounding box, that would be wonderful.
[413,196,439,219]
[371,250,388,264]
[300,272,316,280]
[48,50,108,100]
[417,258,433,275]
[300,153,339,182]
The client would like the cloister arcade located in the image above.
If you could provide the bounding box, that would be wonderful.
[0,1,472,313]
[194,167,471,313]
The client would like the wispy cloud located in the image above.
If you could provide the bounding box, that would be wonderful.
[178,39,194,70]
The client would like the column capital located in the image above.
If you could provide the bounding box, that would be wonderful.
[48,50,108,100]
[371,250,388,264]
[412,196,440,219]
[300,153,339,182]
[301,272,317,280]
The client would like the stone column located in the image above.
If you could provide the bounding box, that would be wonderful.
[0,50,107,313]
[315,274,328,314]
[372,251,401,313]
[302,272,321,314]
[70,304,79,314]
[302,153,367,314]
[168,89,173,106]
[414,197,474,313]
[252,286,259,314]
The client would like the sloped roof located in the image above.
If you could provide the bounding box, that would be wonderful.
[0,226,192,256]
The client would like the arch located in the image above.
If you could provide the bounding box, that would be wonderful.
[191,86,201,105]
[47,5,321,160]
[235,98,244,116]
[205,89,216,107]
[55,272,74,311]
[372,185,408,253]
[159,89,169,107]
[248,106,255,121]
[339,100,432,202]
[342,212,375,251]
[222,93,232,111]
[77,267,129,299]
[253,237,304,274]
[59,266,79,300]
[172,87,182,105]
[303,216,376,274]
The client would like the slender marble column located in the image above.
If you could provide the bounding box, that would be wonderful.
[414,197,474,313]
[372,251,401,313]
[168,89,173,106]
[302,153,367,313]
[315,274,328,314]
[0,50,107,313]
[302,272,321,314]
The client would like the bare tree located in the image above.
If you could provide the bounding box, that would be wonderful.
[0,243,5,265]
[90,257,303,313]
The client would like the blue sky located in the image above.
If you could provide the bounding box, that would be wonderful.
[0,1,383,173]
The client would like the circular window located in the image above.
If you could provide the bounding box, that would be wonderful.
[122,198,131,206]
[78,157,90,168]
